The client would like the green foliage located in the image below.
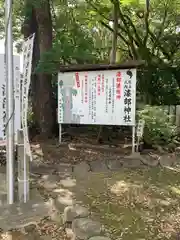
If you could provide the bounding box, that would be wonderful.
[2,0,180,138]
[138,68,180,105]
[35,0,100,73]
[138,105,177,146]
[27,106,35,128]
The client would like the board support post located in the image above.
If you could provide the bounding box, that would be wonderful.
[59,124,62,144]
[17,129,29,202]
[132,125,136,154]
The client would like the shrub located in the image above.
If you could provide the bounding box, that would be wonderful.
[138,105,177,146]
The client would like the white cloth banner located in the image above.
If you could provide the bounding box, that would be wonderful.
[21,34,35,161]
[0,54,20,145]
[58,69,136,126]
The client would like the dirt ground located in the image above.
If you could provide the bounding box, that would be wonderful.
[0,139,180,239]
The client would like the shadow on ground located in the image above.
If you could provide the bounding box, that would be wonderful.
[76,168,180,240]
[1,141,180,239]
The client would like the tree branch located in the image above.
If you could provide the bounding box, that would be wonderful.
[143,9,150,46]
[149,30,171,60]
[123,14,143,47]
[152,8,168,54]
[99,21,127,45]
[85,0,110,22]
[100,20,138,59]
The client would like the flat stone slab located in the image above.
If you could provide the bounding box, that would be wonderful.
[89,160,108,172]
[89,237,111,240]
[63,204,89,223]
[0,199,50,230]
[53,189,76,211]
[141,154,159,167]
[54,163,73,173]
[73,162,90,177]
[59,177,76,188]
[123,154,142,168]
[122,158,141,168]
[159,155,176,167]
[31,164,55,175]
[39,174,61,190]
[72,218,102,239]
[106,159,123,171]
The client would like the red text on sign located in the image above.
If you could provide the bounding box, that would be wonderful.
[84,74,88,103]
[116,71,121,100]
[97,74,101,96]
[102,74,104,93]
[75,72,80,88]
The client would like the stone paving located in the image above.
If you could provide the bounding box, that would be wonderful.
[34,161,112,240]
[28,155,146,240]
[0,152,177,239]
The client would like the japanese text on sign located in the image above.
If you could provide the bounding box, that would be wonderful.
[58,69,136,126]
[0,55,21,142]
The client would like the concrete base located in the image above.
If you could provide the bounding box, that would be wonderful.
[0,198,50,231]
[0,188,49,230]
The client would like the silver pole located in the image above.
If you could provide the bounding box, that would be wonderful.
[59,124,62,144]
[5,0,14,204]
[132,125,135,154]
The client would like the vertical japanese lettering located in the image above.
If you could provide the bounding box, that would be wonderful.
[88,82,91,116]
[91,76,94,121]
[15,66,20,99]
[81,76,84,104]
[75,72,80,88]
[58,80,63,122]
[97,74,101,96]
[102,74,104,93]
[2,84,6,136]
[116,71,121,100]
[105,78,108,113]
[93,76,96,122]
[112,77,115,113]
[123,70,133,123]
[85,73,88,103]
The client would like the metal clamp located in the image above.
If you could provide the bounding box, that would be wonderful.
[17,177,29,182]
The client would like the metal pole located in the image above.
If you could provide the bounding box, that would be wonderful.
[5,0,14,204]
[59,124,62,144]
[132,125,135,154]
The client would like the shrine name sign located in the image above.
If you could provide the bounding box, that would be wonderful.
[58,68,136,126]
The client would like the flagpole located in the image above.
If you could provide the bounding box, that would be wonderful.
[5,0,14,204]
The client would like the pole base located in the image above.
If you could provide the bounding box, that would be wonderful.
[0,198,50,231]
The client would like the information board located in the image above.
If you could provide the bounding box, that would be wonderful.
[0,54,20,143]
[58,69,136,126]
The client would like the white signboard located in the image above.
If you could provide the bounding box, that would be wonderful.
[136,119,145,138]
[0,54,20,144]
[58,69,136,126]
[21,34,35,161]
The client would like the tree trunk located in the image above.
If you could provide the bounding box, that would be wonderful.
[34,0,55,138]
[110,1,118,64]
[97,2,118,143]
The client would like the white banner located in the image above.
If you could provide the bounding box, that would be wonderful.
[58,69,136,126]
[21,34,35,161]
[137,119,145,138]
[0,54,21,144]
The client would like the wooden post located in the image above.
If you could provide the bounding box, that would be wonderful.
[17,129,29,202]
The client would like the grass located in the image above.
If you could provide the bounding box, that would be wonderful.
[79,167,180,239]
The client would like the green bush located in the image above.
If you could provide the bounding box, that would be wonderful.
[27,106,35,128]
[138,105,177,146]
